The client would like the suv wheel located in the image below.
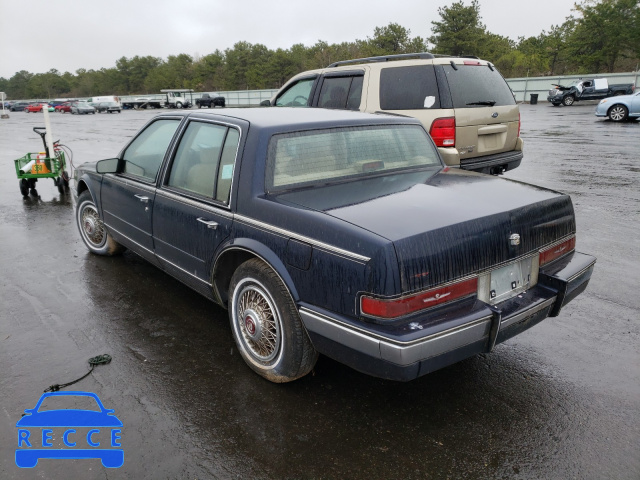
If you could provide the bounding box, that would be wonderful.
[562,95,575,106]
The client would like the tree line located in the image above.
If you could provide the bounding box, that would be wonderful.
[1,0,638,100]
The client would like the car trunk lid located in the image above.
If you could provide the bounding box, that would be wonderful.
[277,169,575,294]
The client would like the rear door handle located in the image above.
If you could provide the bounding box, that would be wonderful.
[197,217,219,230]
[134,194,150,203]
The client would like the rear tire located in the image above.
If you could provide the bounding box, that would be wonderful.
[229,259,317,383]
[76,190,125,256]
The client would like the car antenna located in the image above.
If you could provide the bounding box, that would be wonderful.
[43,354,112,393]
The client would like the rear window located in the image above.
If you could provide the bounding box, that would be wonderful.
[442,64,515,108]
[379,65,440,110]
[266,125,441,192]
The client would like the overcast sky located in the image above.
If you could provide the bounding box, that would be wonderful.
[0,0,576,79]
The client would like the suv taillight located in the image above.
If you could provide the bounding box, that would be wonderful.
[429,117,456,147]
[518,112,521,137]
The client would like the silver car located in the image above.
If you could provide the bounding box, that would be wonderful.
[71,102,96,115]
[595,90,640,122]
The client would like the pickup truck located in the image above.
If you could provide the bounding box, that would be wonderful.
[548,78,635,106]
[195,93,225,108]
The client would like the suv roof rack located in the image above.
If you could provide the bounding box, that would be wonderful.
[327,52,435,68]
[431,54,480,60]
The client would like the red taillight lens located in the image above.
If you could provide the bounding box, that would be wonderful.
[360,277,477,319]
[539,236,576,266]
[429,117,456,147]
[518,112,521,138]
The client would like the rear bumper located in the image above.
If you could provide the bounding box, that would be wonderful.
[301,251,595,381]
[459,149,523,174]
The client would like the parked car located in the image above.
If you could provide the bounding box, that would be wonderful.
[548,78,635,106]
[55,102,73,113]
[9,101,30,111]
[95,102,122,114]
[594,90,640,121]
[24,103,52,113]
[196,93,226,108]
[71,102,96,114]
[264,52,523,175]
[74,108,595,383]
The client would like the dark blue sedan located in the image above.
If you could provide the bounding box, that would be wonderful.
[74,108,596,382]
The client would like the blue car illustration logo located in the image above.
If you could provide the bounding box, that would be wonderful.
[16,391,123,468]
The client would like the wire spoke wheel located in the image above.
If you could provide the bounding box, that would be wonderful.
[228,259,317,382]
[75,191,125,256]
[80,203,106,248]
[235,282,282,363]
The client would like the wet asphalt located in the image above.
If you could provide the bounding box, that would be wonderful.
[0,104,638,479]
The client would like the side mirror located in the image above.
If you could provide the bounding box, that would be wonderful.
[260,99,272,107]
[96,158,120,174]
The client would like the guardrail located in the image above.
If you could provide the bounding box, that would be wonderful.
[8,71,638,107]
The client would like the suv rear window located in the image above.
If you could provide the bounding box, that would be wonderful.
[442,64,515,108]
[379,65,440,110]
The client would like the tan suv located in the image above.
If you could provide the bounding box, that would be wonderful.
[266,53,523,174]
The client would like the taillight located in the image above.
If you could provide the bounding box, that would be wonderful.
[518,112,521,137]
[360,277,477,319]
[429,117,456,147]
[539,236,576,266]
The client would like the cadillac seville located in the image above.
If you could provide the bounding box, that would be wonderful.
[74,108,596,382]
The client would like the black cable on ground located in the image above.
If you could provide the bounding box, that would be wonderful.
[44,354,112,393]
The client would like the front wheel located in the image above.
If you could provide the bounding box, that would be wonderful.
[176,102,183,109]
[229,259,317,383]
[562,95,575,106]
[608,105,628,122]
[76,190,125,256]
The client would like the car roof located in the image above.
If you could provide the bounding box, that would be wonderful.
[158,107,421,131]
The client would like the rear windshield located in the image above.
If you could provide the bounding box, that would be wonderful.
[379,65,440,110]
[266,125,441,192]
[442,64,515,108]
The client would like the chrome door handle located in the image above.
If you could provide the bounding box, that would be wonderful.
[197,217,219,230]
[134,194,150,203]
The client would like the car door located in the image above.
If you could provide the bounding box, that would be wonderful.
[152,119,242,297]
[100,118,182,266]
[630,92,640,115]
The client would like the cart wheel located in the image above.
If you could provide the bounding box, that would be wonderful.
[62,171,70,187]
[19,179,29,196]
[57,178,65,194]
[30,188,38,196]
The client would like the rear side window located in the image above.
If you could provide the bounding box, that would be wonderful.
[317,76,364,110]
[167,121,239,204]
[442,64,516,108]
[380,65,440,110]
